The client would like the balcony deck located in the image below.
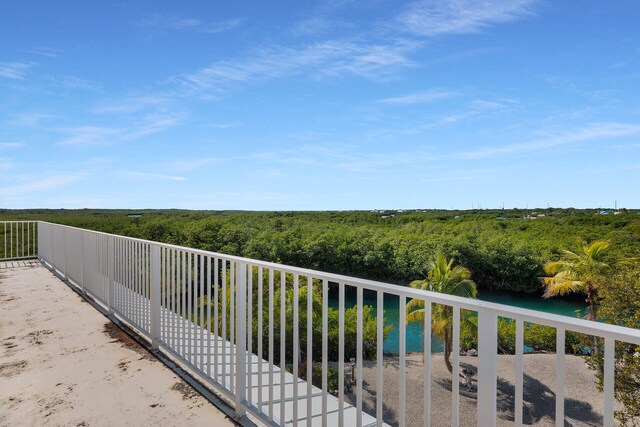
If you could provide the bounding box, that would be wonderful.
[0,263,235,427]
[0,261,382,427]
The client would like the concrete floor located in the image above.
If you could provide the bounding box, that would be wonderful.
[0,262,237,427]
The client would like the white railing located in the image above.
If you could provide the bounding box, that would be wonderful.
[33,221,640,427]
[0,221,38,261]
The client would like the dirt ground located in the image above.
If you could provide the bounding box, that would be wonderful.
[0,263,236,427]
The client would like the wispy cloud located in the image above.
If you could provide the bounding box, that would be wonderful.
[0,61,36,80]
[114,171,186,182]
[167,157,222,173]
[0,142,25,149]
[0,174,83,196]
[397,0,536,37]
[57,126,122,147]
[93,95,169,114]
[139,14,243,34]
[49,75,101,91]
[202,18,244,34]
[56,112,184,147]
[0,158,13,170]
[178,40,417,92]
[23,47,62,58]
[254,144,437,173]
[377,89,456,105]
[11,112,57,127]
[460,122,640,159]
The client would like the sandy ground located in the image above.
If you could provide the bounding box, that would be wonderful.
[0,263,236,427]
[340,352,611,427]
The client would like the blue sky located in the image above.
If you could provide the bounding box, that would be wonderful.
[1,0,639,210]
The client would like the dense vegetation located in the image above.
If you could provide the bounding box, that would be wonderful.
[2,208,639,295]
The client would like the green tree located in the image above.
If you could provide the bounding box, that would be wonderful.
[542,239,610,321]
[595,265,640,426]
[405,254,477,373]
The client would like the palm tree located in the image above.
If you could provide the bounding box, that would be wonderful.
[406,254,477,373]
[542,239,610,321]
[543,239,611,375]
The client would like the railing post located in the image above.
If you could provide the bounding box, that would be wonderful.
[150,244,161,350]
[62,226,67,279]
[80,231,85,295]
[37,222,42,261]
[477,310,498,427]
[235,261,247,419]
[107,236,115,315]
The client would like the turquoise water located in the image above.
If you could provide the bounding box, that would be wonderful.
[329,289,586,354]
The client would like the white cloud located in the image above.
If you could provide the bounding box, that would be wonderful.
[115,171,186,182]
[0,174,83,196]
[202,18,244,34]
[0,142,25,149]
[140,14,242,34]
[23,47,62,58]
[398,0,536,37]
[57,126,122,147]
[11,113,57,127]
[178,40,417,92]
[254,144,437,173]
[0,61,36,80]
[93,96,170,114]
[460,122,640,159]
[377,90,456,105]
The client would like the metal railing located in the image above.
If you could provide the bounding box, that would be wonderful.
[33,221,640,427]
[0,221,38,261]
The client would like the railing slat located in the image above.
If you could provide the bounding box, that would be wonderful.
[556,327,565,427]
[376,291,384,427]
[603,338,615,427]
[515,319,524,426]
[477,311,498,427]
[424,300,431,427]
[452,307,460,427]
[399,296,406,427]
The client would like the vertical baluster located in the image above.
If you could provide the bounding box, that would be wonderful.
[322,279,329,427]
[214,258,220,383]
[258,266,264,414]
[188,252,193,365]
[338,282,345,427]
[556,328,565,427]
[200,254,205,371]
[306,276,313,427]
[207,256,212,377]
[268,268,275,422]
[376,291,384,427]
[230,261,236,391]
[248,265,253,407]
[399,296,406,427]
[452,307,460,427]
[181,250,186,357]
[171,249,176,351]
[235,262,248,419]
[222,260,227,387]
[356,286,363,427]
[280,270,286,426]
[293,274,299,425]
[478,311,498,427]
[424,300,432,427]
[603,337,615,427]
[515,319,524,426]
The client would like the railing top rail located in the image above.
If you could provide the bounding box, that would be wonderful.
[0,220,39,223]
[37,221,640,344]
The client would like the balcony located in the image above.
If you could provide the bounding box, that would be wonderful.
[2,220,639,426]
